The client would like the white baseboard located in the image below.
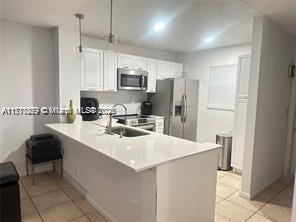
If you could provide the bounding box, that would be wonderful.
[63,171,117,222]
[239,190,251,200]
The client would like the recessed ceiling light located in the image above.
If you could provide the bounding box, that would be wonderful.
[204,37,215,43]
[154,21,166,32]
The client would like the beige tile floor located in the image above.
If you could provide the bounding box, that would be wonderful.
[20,170,293,222]
[20,171,108,222]
[216,171,294,222]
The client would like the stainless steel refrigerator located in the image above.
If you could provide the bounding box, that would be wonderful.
[149,78,199,142]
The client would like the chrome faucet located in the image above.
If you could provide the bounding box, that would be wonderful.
[106,104,127,134]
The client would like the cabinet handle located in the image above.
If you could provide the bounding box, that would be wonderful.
[123,66,129,69]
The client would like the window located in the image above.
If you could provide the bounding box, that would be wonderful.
[208,65,237,111]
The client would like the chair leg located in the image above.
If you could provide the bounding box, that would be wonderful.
[31,163,35,185]
[60,159,63,178]
[26,157,29,176]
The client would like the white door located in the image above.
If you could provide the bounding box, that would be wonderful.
[231,99,248,170]
[157,60,170,79]
[103,51,117,92]
[134,56,147,71]
[147,59,157,93]
[117,53,133,69]
[236,55,251,98]
[81,48,104,91]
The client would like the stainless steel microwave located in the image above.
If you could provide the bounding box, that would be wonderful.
[117,68,148,91]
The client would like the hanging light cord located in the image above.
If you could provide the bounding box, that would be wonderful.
[109,0,113,43]
[75,13,84,53]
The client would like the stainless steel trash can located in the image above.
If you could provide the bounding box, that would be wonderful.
[216,134,232,171]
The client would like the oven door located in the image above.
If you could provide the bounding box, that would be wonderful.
[134,124,156,132]
[118,68,148,90]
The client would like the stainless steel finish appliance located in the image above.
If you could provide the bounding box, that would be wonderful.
[113,114,156,132]
[149,78,199,141]
[117,68,148,91]
[216,134,232,171]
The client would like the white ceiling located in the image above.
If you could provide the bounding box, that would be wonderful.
[241,0,296,36]
[1,0,255,53]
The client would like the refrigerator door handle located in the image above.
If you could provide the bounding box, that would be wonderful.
[184,94,188,122]
[181,95,185,123]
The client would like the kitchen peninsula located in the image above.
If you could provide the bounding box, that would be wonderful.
[46,120,220,222]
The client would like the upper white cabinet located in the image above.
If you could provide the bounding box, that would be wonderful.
[81,48,104,91]
[169,62,184,78]
[236,55,251,98]
[134,56,147,71]
[117,53,134,69]
[147,59,157,93]
[157,60,170,79]
[103,50,117,92]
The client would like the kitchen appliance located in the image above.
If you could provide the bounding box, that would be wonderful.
[117,68,148,91]
[80,97,100,121]
[113,114,156,131]
[149,78,199,141]
[141,101,152,115]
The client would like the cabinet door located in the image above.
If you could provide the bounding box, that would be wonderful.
[157,60,170,79]
[117,53,134,69]
[231,99,248,170]
[169,62,183,78]
[146,59,157,93]
[134,56,147,71]
[236,55,251,98]
[103,51,117,92]
[81,48,104,91]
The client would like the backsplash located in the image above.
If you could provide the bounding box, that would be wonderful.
[80,91,148,115]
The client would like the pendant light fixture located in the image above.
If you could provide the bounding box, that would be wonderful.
[75,13,85,53]
[104,0,117,51]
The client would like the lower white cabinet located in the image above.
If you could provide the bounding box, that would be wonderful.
[231,99,248,170]
[155,117,165,134]
[147,59,157,93]
[103,51,117,91]
[80,48,104,91]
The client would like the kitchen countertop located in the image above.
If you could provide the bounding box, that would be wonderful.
[45,120,220,172]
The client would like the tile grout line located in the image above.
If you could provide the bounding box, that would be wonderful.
[21,180,46,222]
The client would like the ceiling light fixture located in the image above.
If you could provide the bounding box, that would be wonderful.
[75,13,85,53]
[204,37,215,43]
[104,0,117,51]
[154,21,166,32]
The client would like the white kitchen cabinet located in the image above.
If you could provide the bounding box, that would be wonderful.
[169,62,184,78]
[236,55,251,98]
[134,56,147,71]
[80,48,104,91]
[231,99,248,170]
[146,59,157,93]
[157,60,170,79]
[117,53,134,69]
[103,50,117,92]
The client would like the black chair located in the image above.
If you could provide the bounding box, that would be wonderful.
[0,161,21,222]
[26,133,63,185]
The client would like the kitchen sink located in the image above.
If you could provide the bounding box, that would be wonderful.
[110,127,150,137]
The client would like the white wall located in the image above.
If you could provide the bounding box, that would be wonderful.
[241,16,294,199]
[176,44,251,143]
[0,21,56,174]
